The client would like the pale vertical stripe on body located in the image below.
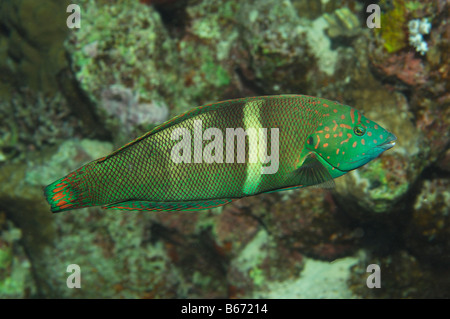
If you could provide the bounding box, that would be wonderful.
[242,101,263,195]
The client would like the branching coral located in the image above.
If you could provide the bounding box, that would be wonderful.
[408,18,431,55]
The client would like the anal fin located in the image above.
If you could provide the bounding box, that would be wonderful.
[102,198,235,212]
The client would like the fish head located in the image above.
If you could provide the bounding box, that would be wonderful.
[306,106,396,172]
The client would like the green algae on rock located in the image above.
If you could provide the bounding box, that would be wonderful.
[66,0,176,145]
[0,88,81,163]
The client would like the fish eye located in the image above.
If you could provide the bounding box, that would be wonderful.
[353,125,366,136]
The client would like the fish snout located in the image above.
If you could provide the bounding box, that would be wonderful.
[378,133,397,150]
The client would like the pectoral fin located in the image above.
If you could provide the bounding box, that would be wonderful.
[286,153,335,189]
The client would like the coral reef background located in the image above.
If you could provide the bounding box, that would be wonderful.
[0,0,448,298]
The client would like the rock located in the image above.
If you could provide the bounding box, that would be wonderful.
[405,178,450,266]
[0,214,36,298]
[349,250,450,298]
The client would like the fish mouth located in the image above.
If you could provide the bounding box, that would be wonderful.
[378,134,397,150]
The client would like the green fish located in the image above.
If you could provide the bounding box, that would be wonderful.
[44,95,396,213]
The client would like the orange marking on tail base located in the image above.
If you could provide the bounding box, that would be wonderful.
[53,193,65,201]
[56,200,68,207]
[53,187,66,193]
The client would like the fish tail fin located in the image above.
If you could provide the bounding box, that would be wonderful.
[44,163,97,213]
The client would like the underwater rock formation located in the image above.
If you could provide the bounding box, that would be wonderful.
[66,0,177,145]
[0,214,35,298]
[0,88,81,162]
[0,0,69,93]
[349,250,450,298]
[405,178,450,266]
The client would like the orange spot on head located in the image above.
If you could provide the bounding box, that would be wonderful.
[325,127,330,131]
[352,141,357,148]
[339,131,343,137]
[366,120,370,124]
[341,114,345,120]
[380,134,383,139]
[373,140,377,144]
[374,125,379,129]
[368,132,372,137]
[323,143,329,147]
[361,139,365,145]
[323,103,329,107]
[333,120,338,131]
[334,134,338,137]
[350,109,355,124]
[340,133,352,145]
[340,124,352,130]
[333,109,338,113]
[315,135,320,149]
[325,134,330,138]
[336,148,340,155]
